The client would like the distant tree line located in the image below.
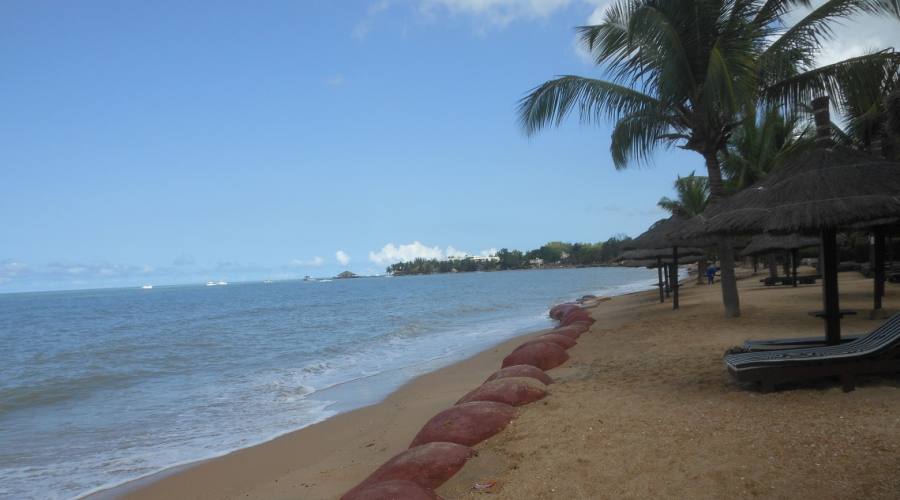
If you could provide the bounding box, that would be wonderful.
[386,236,633,275]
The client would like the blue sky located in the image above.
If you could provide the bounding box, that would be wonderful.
[3,1,893,292]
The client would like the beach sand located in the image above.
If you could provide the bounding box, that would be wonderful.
[123,269,900,499]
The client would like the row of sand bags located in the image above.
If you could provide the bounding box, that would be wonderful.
[341,304,595,499]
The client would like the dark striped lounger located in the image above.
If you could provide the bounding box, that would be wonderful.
[724,313,900,392]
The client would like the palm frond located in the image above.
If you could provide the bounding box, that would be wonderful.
[609,108,684,168]
[761,0,900,80]
[518,76,663,136]
[763,51,900,111]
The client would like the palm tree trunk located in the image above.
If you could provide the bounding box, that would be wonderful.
[704,151,741,317]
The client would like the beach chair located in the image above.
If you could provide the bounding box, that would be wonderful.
[724,313,900,392]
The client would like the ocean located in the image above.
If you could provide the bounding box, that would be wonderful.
[0,267,659,499]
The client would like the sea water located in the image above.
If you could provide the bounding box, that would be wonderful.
[0,267,659,499]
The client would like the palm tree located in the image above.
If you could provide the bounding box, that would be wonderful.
[828,53,900,159]
[721,107,812,190]
[518,0,900,317]
[657,172,710,217]
[659,172,711,282]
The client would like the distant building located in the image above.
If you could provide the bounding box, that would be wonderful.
[335,271,359,279]
[448,254,499,262]
[529,258,544,268]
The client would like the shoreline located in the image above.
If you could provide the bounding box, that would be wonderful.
[93,283,660,499]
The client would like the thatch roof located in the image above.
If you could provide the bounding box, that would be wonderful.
[625,216,716,250]
[740,234,820,256]
[696,145,900,236]
[620,247,704,260]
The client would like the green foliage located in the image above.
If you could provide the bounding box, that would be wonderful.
[385,237,634,276]
[518,0,900,196]
[829,52,900,159]
[720,107,813,191]
[657,172,710,217]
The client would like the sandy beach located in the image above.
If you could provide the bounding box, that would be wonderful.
[121,269,900,499]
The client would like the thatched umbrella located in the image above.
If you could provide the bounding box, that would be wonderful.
[741,234,820,287]
[621,246,703,304]
[692,96,900,344]
[626,217,711,309]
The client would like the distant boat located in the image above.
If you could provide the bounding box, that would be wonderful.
[217,280,228,286]
[206,281,217,287]
[141,284,153,289]
[263,280,273,284]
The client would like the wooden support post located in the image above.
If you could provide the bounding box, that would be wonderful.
[664,264,671,297]
[672,246,680,310]
[822,228,841,345]
[657,257,664,303]
[792,248,799,287]
[875,227,885,310]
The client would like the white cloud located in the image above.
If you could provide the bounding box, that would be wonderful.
[356,0,607,37]
[0,260,28,284]
[290,256,325,267]
[420,0,575,25]
[368,241,446,265]
[325,74,345,87]
[445,245,469,258]
[336,250,351,266]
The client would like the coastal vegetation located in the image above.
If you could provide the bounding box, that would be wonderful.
[386,236,633,275]
[518,0,900,317]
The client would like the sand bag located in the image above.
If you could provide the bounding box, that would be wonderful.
[342,442,475,498]
[341,480,441,500]
[522,333,576,350]
[561,309,594,326]
[501,341,569,371]
[410,401,517,448]
[485,364,554,385]
[456,377,547,406]
[548,324,588,339]
[549,303,580,320]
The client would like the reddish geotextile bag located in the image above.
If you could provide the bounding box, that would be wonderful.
[501,341,569,371]
[341,480,441,500]
[341,442,475,499]
[410,401,517,448]
[485,364,554,385]
[456,377,547,406]
[521,333,576,350]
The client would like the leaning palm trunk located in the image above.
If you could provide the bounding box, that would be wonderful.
[706,154,741,317]
[718,240,741,317]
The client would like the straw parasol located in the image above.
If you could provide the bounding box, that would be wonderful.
[625,216,715,309]
[694,96,900,343]
[741,233,820,288]
[740,234,820,256]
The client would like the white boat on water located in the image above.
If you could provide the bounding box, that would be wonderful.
[206,281,217,287]
[141,284,153,289]
[217,280,228,286]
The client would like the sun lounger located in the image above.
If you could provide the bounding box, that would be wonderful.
[759,275,819,286]
[724,313,900,391]
[742,335,860,351]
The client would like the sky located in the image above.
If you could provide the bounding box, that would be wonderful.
[2,0,898,292]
